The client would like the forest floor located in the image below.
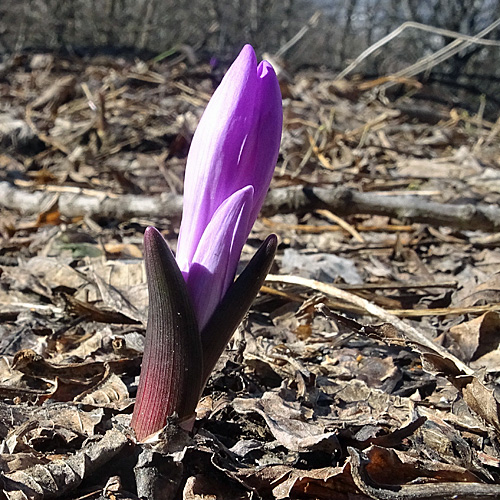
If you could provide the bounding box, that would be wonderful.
[0,50,500,499]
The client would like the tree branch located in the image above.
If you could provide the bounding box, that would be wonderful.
[2,182,500,232]
[262,185,500,232]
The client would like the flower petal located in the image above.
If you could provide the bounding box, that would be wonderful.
[200,234,277,383]
[177,45,259,270]
[243,60,283,228]
[185,185,254,329]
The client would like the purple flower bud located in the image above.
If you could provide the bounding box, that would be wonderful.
[176,44,283,330]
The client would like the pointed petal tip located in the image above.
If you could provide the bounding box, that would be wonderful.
[228,44,257,76]
[240,44,256,60]
[257,60,276,79]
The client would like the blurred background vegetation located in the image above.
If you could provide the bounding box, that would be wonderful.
[1,0,499,115]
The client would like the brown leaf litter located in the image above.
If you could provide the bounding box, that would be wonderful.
[0,50,499,498]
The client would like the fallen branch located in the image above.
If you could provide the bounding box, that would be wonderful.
[2,182,500,232]
[263,185,500,232]
[0,181,183,221]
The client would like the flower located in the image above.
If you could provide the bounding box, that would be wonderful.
[131,45,282,442]
[176,44,283,329]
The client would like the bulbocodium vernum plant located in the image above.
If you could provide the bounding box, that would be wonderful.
[131,45,283,442]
